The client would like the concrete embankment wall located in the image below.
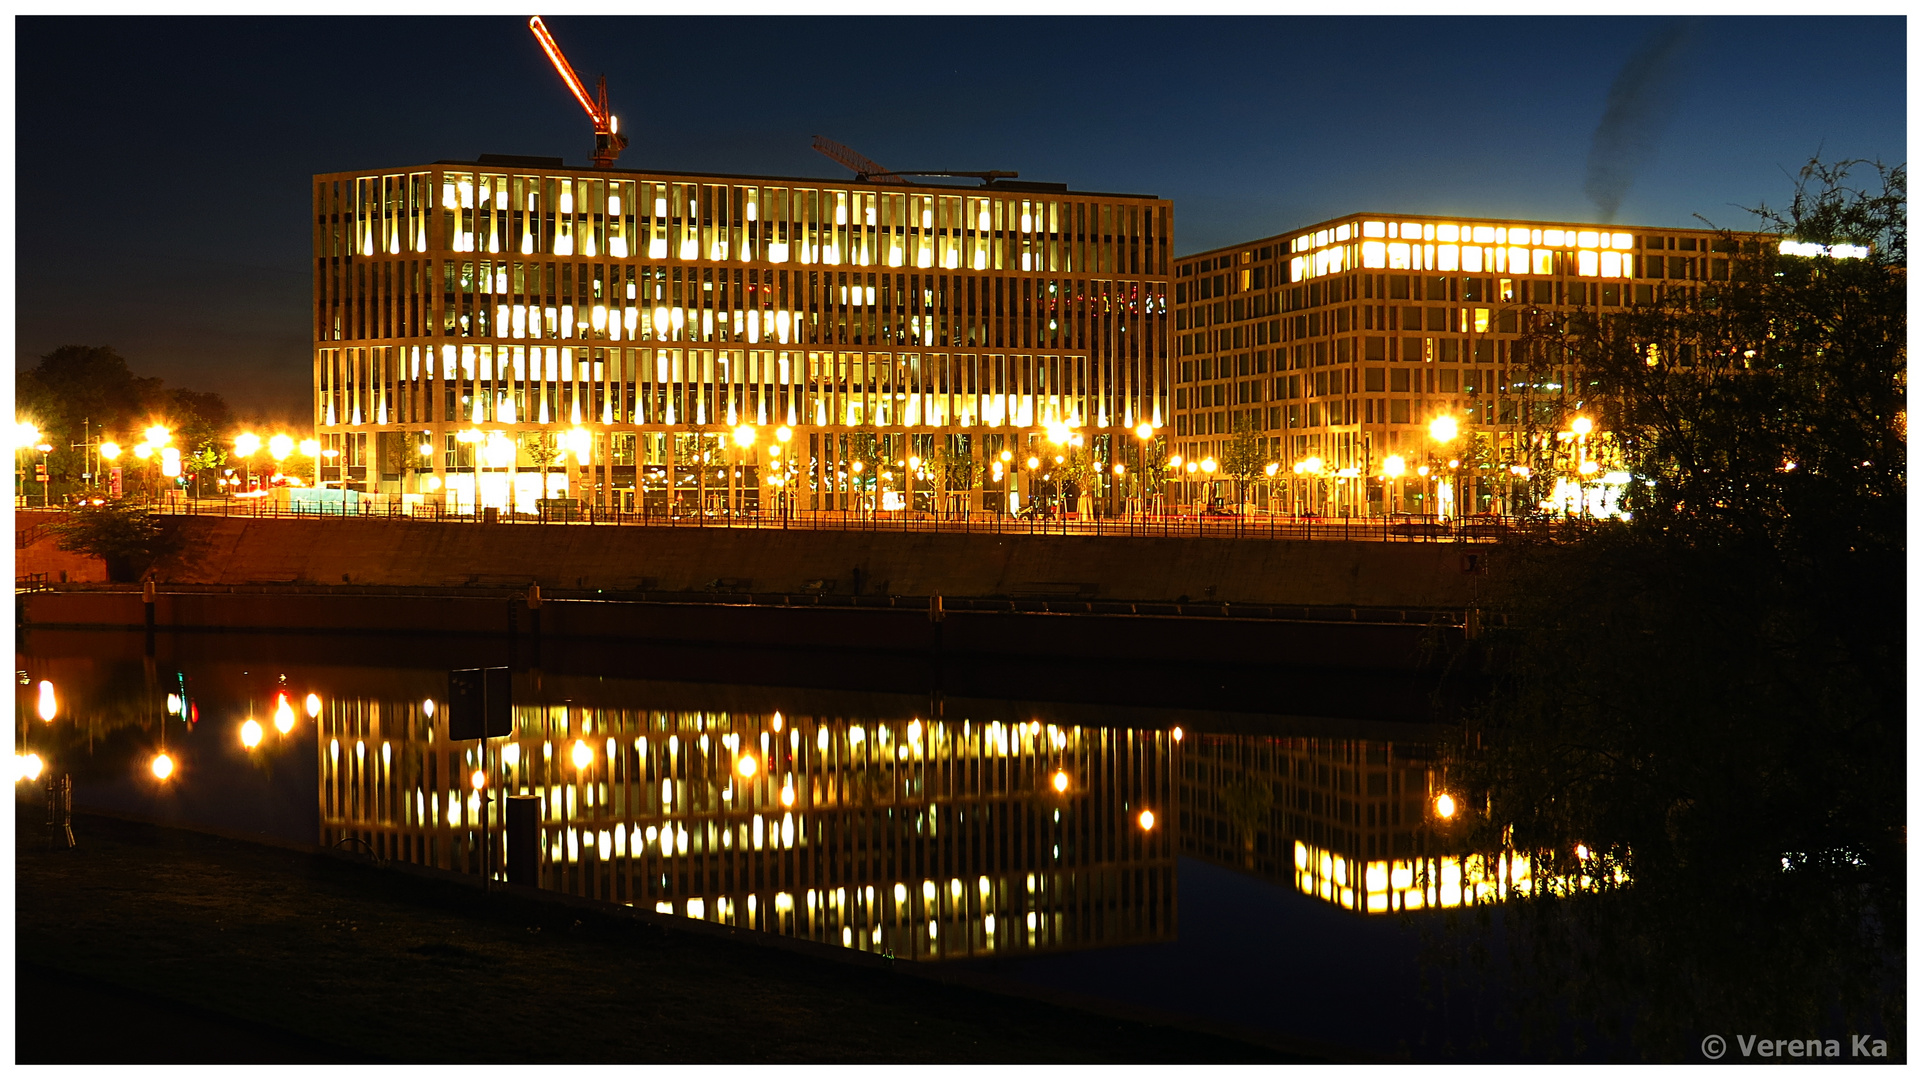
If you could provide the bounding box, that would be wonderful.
[150,517,1494,609]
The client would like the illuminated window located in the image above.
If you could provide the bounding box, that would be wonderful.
[1387,243,1411,270]
[1437,224,1459,242]
[1532,249,1554,275]
[1577,250,1600,277]
[1362,221,1386,238]
[1361,241,1387,268]
[1577,230,1601,249]
[1472,226,1496,244]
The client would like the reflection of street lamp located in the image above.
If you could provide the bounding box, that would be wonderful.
[35,443,52,506]
[732,424,756,517]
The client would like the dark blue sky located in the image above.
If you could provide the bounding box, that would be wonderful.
[15,16,1905,417]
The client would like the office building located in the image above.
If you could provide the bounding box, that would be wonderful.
[1169,214,1746,517]
[313,156,1172,515]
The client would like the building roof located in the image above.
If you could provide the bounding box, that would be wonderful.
[315,157,1161,201]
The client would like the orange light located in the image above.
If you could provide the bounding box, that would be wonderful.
[470,769,487,791]
[240,719,263,749]
[1435,793,1457,819]
[1138,809,1156,831]
[1170,726,1183,743]
[1052,770,1069,794]
[737,755,758,779]
[151,753,175,780]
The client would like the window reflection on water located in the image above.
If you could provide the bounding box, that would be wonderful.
[320,692,1176,960]
[315,679,1569,961]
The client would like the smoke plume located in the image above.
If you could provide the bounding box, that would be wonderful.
[1584,19,1699,222]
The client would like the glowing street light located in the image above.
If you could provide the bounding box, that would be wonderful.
[151,752,175,780]
[98,442,121,462]
[1051,769,1070,794]
[1570,416,1593,436]
[571,739,593,769]
[240,719,264,749]
[1435,793,1457,819]
[268,433,294,462]
[1135,422,1154,441]
[17,752,44,783]
[1138,809,1156,831]
[144,425,172,447]
[305,692,322,718]
[733,424,756,448]
[274,694,296,734]
[1428,415,1459,444]
[736,755,759,779]
[1383,455,1406,479]
[235,432,262,458]
[14,421,41,450]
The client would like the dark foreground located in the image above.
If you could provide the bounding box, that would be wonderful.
[15,812,1302,1064]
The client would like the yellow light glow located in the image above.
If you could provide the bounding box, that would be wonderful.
[1304,456,1324,474]
[775,425,793,443]
[737,755,758,779]
[300,439,320,458]
[151,753,174,780]
[470,769,487,791]
[240,719,263,749]
[305,693,321,718]
[1383,454,1406,478]
[1171,726,1183,742]
[422,698,435,717]
[1264,462,1279,477]
[1201,458,1217,474]
[17,752,44,782]
[159,447,181,477]
[1570,416,1593,436]
[133,443,152,460]
[1052,770,1069,793]
[274,696,295,734]
[144,425,171,447]
[14,421,40,450]
[1169,455,1182,468]
[1579,460,1600,475]
[1044,418,1070,445]
[266,434,292,461]
[1429,416,1459,443]
[572,740,592,769]
[235,433,261,457]
[1026,456,1040,469]
[780,783,795,808]
[36,680,56,722]
[1136,422,1154,440]
[1138,809,1156,831]
[733,424,756,448]
[1435,793,1457,819]
[99,441,121,461]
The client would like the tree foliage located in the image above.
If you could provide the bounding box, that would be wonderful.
[51,500,181,582]
[1221,414,1267,505]
[1444,159,1906,1057]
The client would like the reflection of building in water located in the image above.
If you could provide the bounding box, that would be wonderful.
[1179,732,1541,915]
[320,696,1176,960]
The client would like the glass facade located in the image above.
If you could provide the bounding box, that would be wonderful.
[313,162,1172,515]
[1169,214,1749,517]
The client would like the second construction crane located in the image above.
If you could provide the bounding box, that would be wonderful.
[811,136,1016,185]
[529,16,628,170]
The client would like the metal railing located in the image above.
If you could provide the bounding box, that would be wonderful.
[148,495,1556,544]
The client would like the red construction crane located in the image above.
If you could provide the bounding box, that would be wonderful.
[529,16,628,170]
[811,136,1018,185]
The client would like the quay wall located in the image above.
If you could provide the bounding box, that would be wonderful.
[146,517,1496,609]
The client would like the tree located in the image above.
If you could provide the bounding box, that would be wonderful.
[845,426,882,514]
[51,501,181,582]
[1444,158,1905,1056]
[1221,414,1266,509]
[929,436,977,513]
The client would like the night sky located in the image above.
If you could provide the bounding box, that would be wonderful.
[14,16,1905,419]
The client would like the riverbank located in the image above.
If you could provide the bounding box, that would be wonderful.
[16,810,1311,1063]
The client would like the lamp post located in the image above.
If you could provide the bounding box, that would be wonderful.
[1199,457,1217,514]
[1427,414,1459,522]
[234,433,261,493]
[1133,422,1155,519]
[301,439,323,491]
[775,425,793,525]
[732,424,756,519]
[1382,454,1407,516]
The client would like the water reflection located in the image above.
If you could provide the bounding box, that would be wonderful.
[319,687,1177,961]
[16,645,1562,966]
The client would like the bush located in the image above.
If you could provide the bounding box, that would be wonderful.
[51,501,180,582]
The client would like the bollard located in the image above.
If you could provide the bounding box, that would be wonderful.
[506,795,541,887]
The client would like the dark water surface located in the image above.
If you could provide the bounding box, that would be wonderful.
[19,627,1547,1059]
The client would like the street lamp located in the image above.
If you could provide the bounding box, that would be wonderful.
[1200,457,1217,514]
[732,424,756,517]
[1382,453,1406,516]
[1428,415,1459,521]
[34,443,52,506]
